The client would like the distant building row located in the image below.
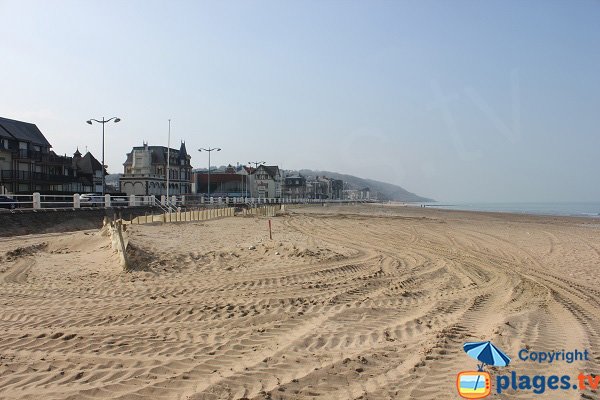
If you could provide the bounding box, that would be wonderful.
[117,145,351,200]
[0,117,365,200]
[188,167,347,200]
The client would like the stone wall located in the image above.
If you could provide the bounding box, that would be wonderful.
[0,207,156,237]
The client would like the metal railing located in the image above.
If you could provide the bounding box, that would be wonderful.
[0,193,158,212]
[0,192,374,213]
[14,149,44,161]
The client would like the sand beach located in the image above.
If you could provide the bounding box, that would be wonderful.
[1,204,599,399]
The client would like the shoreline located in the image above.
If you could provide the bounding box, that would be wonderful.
[378,201,600,222]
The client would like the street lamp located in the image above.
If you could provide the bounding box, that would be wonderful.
[86,117,121,197]
[248,161,264,198]
[198,147,221,198]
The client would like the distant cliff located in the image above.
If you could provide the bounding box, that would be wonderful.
[297,169,433,202]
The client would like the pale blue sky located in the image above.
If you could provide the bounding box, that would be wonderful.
[1,0,599,202]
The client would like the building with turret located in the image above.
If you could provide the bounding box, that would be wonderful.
[120,142,192,196]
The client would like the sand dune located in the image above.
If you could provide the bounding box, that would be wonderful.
[0,205,599,399]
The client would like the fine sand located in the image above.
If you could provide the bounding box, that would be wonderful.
[1,205,600,399]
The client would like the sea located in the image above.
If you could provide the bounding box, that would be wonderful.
[421,202,600,218]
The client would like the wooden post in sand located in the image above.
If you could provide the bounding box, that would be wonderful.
[268,219,272,240]
[115,220,130,270]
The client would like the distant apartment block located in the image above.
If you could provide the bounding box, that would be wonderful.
[292,175,344,200]
[120,142,192,196]
[282,175,307,199]
[0,117,105,194]
[343,187,371,200]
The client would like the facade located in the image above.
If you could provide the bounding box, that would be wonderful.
[306,178,329,199]
[331,179,344,199]
[251,165,281,198]
[281,172,344,200]
[343,187,371,200]
[72,149,105,193]
[120,142,192,196]
[0,117,105,194]
[192,165,250,197]
[282,175,307,199]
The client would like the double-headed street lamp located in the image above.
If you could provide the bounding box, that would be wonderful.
[198,147,221,198]
[86,117,121,196]
[248,161,265,170]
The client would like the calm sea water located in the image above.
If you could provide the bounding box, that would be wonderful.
[423,202,600,218]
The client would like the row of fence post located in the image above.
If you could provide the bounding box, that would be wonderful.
[129,204,283,225]
[131,206,237,225]
[22,192,361,210]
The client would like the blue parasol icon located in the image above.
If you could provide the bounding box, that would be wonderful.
[463,341,511,394]
[463,341,511,370]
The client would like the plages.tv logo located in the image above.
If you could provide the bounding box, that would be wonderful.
[456,341,511,399]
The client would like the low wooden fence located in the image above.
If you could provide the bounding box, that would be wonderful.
[126,205,283,225]
[128,207,235,225]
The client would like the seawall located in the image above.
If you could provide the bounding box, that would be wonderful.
[0,207,156,237]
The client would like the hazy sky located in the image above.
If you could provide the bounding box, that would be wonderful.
[1,0,599,202]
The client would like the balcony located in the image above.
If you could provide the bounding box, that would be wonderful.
[1,170,77,183]
[14,149,43,161]
[47,154,73,164]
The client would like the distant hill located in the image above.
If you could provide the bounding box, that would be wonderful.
[105,173,122,185]
[297,169,433,202]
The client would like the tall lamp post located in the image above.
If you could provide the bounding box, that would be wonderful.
[86,117,121,197]
[248,161,264,198]
[167,119,171,211]
[198,147,221,198]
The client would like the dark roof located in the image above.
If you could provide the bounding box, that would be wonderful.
[255,165,280,178]
[0,117,51,147]
[179,142,188,159]
[151,149,166,164]
[123,152,133,166]
[123,145,184,166]
[76,152,106,175]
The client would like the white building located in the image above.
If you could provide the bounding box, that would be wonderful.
[120,142,192,196]
[251,165,281,198]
